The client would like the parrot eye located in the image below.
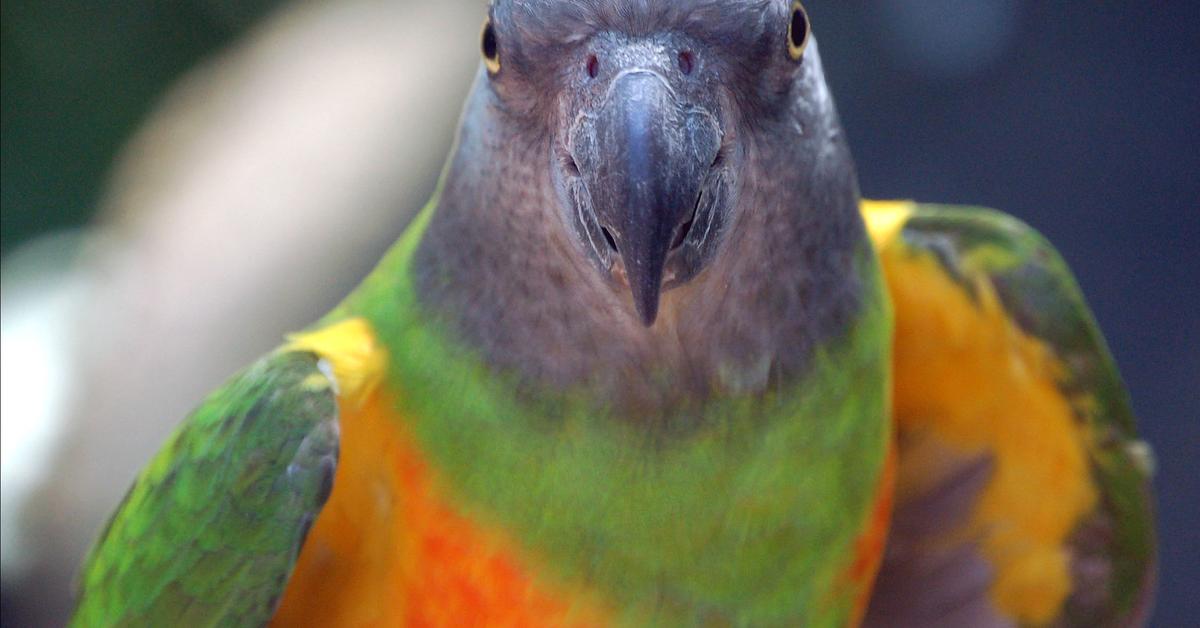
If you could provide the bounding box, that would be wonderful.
[787,2,811,61]
[482,18,500,74]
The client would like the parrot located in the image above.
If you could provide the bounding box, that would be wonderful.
[70,1,1156,626]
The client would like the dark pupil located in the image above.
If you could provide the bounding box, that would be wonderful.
[790,9,808,48]
[482,23,498,60]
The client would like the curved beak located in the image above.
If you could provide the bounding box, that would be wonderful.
[571,70,719,326]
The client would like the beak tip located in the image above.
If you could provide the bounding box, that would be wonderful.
[632,287,660,327]
[637,306,658,327]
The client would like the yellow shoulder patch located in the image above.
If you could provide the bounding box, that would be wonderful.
[284,317,387,407]
[862,200,1098,625]
[861,199,915,246]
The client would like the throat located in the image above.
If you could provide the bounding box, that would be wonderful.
[412,194,866,419]
[409,101,866,415]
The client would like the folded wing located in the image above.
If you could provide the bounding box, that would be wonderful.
[862,201,1156,627]
[71,350,340,626]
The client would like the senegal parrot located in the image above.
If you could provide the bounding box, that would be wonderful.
[71,1,1156,626]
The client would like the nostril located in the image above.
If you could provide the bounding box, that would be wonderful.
[677,50,695,76]
[600,227,618,252]
[586,54,599,79]
[672,192,701,250]
[671,217,693,250]
[564,155,580,176]
[711,146,726,169]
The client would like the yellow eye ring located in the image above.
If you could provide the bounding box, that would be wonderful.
[482,18,500,74]
[787,1,811,61]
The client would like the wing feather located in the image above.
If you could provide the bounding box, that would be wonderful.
[863,201,1156,627]
[70,350,340,627]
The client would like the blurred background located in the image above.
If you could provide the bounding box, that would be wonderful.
[1,1,1196,625]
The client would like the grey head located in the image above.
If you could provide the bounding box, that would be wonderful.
[414,0,867,407]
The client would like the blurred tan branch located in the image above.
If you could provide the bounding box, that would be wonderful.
[8,0,480,623]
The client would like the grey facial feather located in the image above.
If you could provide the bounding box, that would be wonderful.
[412,1,869,418]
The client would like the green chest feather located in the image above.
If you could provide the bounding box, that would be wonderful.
[338,215,895,625]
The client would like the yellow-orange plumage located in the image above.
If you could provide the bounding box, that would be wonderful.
[272,320,607,627]
[272,204,1124,626]
[865,201,1099,624]
[844,445,896,626]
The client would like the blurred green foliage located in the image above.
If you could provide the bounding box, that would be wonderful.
[0,0,282,255]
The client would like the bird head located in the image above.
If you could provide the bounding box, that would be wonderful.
[473,0,843,327]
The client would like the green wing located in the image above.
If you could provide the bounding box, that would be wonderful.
[70,350,340,627]
[863,202,1157,627]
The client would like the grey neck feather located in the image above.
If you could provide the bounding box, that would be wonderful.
[412,64,868,416]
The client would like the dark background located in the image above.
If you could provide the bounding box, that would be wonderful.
[2,1,1196,625]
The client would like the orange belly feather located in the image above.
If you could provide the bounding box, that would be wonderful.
[271,385,607,627]
[844,444,897,627]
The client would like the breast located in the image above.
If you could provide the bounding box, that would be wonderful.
[272,301,891,626]
[272,318,608,626]
[271,387,610,626]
